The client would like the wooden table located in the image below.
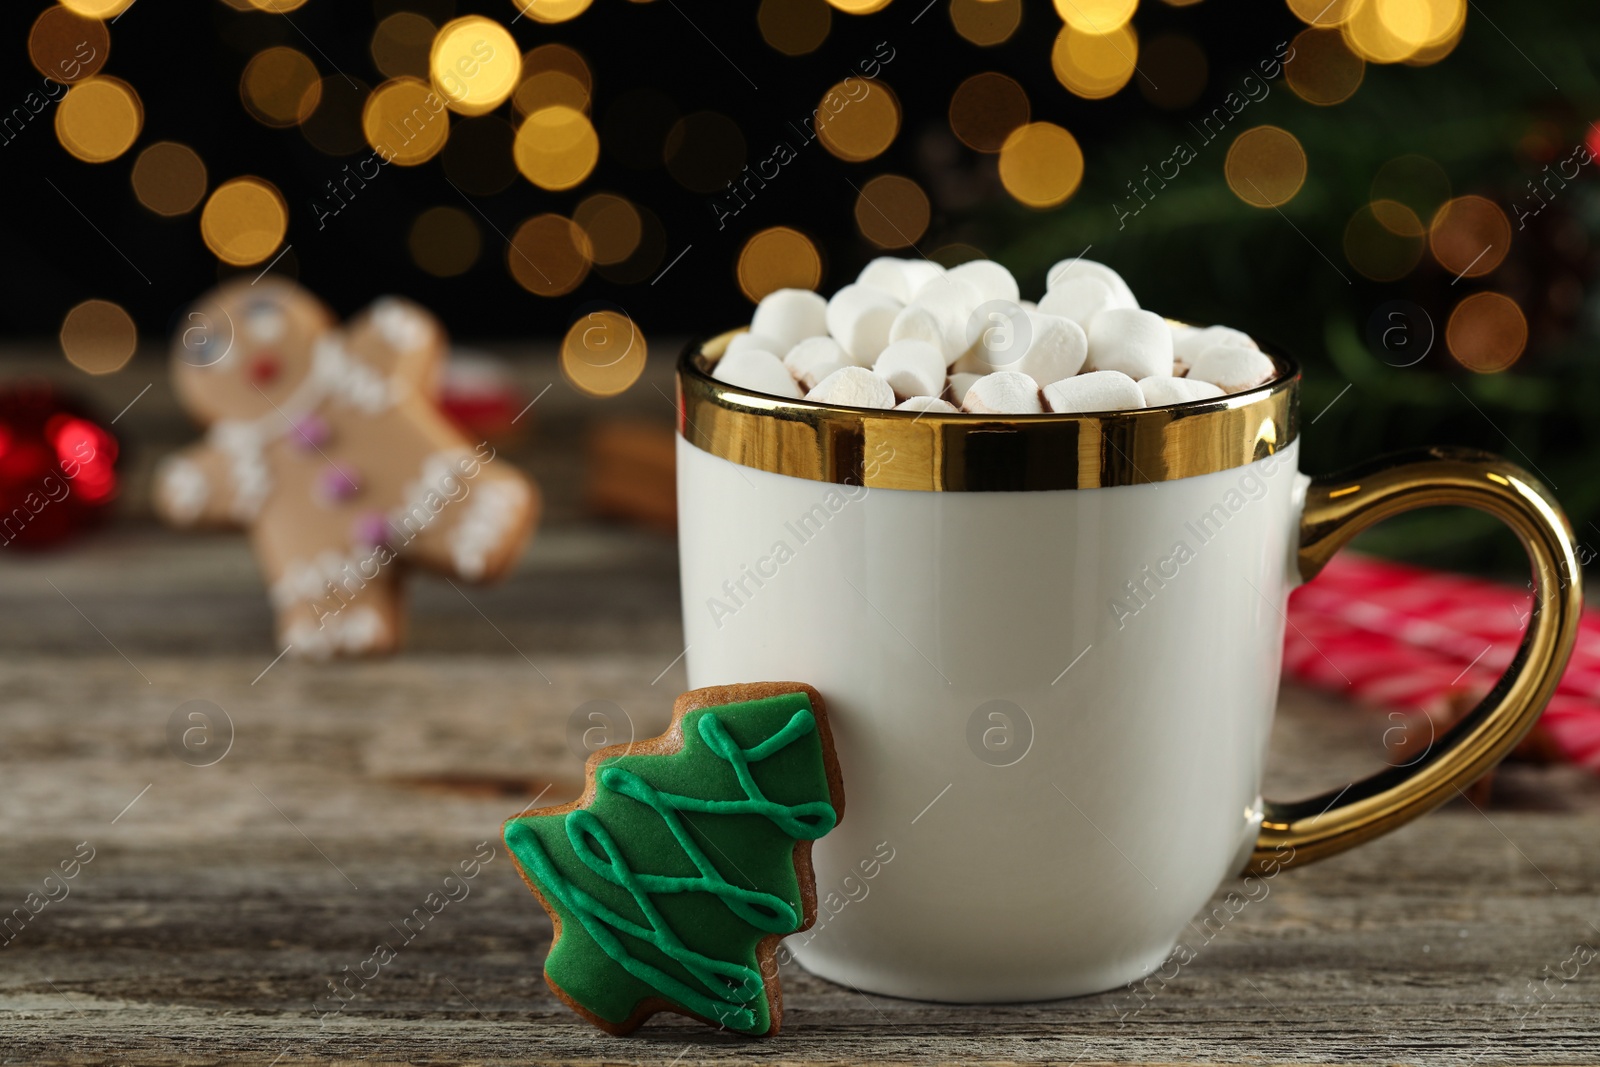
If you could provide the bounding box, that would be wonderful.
[2,352,1598,1065]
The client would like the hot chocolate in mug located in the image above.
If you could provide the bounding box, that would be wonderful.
[674,332,1581,1003]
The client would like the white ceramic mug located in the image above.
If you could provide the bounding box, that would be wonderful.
[675,334,1580,1002]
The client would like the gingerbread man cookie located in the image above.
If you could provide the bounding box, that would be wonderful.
[154,278,539,658]
[503,682,845,1037]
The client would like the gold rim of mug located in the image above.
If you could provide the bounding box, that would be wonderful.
[677,329,1300,492]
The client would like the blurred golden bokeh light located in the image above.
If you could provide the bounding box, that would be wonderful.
[509,214,592,296]
[561,310,648,397]
[1343,203,1424,281]
[247,0,311,10]
[948,72,1029,153]
[595,204,667,284]
[854,174,930,249]
[363,77,450,165]
[1284,27,1364,105]
[1341,0,1415,63]
[431,16,521,116]
[513,70,590,117]
[1372,154,1450,227]
[514,105,600,191]
[1404,0,1467,55]
[998,122,1084,208]
[949,0,1020,47]
[511,0,594,23]
[1342,0,1465,64]
[663,111,746,193]
[58,0,134,17]
[1429,195,1511,278]
[409,206,481,277]
[737,227,823,302]
[760,0,832,55]
[200,177,288,267]
[1052,0,1137,34]
[55,77,142,164]
[1138,34,1207,109]
[1404,5,1465,65]
[1052,24,1139,100]
[371,12,435,80]
[241,46,322,128]
[816,79,900,162]
[131,142,208,217]
[60,299,136,375]
[1225,125,1307,208]
[1446,292,1526,373]
[513,45,593,118]
[1370,198,1424,237]
[574,193,644,266]
[825,0,893,12]
[29,6,108,82]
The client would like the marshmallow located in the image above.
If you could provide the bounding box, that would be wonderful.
[1137,375,1226,407]
[805,365,896,409]
[950,346,989,376]
[902,260,948,295]
[910,273,983,316]
[858,257,945,303]
[1037,276,1132,329]
[961,371,1042,415]
[963,300,1033,372]
[947,259,1020,304]
[908,275,984,359]
[1014,311,1088,386]
[1187,345,1276,393]
[895,395,959,413]
[889,303,965,364]
[726,330,786,358]
[783,336,849,391]
[1087,308,1174,380]
[724,252,1272,415]
[750,288,827,352]
[947,372,981,406]
[713,348,803,399]
[1042,370,1144,414]
[825,284,903,364]
[1168,323,1198,373]
[1171,324,1257,369]
[1045,257,1139,308]
[873,339,947,399]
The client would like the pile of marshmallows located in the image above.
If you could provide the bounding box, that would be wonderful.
[711,255,1276,415]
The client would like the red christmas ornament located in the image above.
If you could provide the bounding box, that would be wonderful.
[0,383,119,550]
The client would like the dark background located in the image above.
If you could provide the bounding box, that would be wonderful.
[1,0,1319,334]
[4,0,1599,573]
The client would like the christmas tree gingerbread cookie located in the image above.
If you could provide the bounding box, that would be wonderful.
[153,278,539,658]
[504,682,845,1037]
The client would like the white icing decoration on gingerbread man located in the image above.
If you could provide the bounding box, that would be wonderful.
[452,479,533,580]
[156,457,209,525]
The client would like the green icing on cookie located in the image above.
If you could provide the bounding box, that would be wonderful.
[504,691,838,1035]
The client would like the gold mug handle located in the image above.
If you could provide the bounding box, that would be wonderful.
[1250,446,1583,874]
